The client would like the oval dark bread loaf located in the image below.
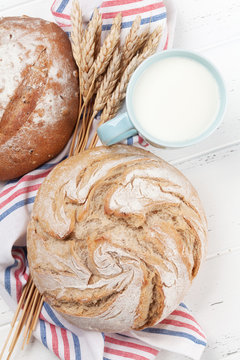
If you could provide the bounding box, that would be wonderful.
[27,145,207,332]
[0,16,78,180]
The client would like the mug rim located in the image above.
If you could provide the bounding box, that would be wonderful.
[126,49,227,148]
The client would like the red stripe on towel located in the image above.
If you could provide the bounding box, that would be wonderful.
[105,335,158,355]
[101,2,164,19]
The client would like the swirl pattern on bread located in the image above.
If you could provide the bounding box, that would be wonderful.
[27,145,207,332]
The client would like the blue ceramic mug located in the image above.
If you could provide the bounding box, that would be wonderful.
[97,50,226,148]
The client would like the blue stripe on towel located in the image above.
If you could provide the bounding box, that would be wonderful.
[72,333,81,360]
[4,259,18,295]
[102,13,166,31]
[44,302,66,329]
[40,319,48,348]
[0,197,35,222]
[142,328,207,346]
[56,0,69,13]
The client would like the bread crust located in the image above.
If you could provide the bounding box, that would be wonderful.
[27,145,207,332]
[0,16,79,180]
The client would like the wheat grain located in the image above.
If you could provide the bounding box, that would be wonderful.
[94,13,122,78]
[121,15,141,72]
[94,13,103,58]
[70,0,83,68]
[138,25,162,62]
[134,26,150,53]
[94,74,104,92]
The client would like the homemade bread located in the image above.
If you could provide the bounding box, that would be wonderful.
[27,145,207,332]
[0,16,78,180]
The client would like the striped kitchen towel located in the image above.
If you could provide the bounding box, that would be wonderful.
[51,0,169,50]
[0,140,207,360]
[0,1,206,359]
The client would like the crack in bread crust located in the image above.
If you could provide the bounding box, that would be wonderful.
[27,145,207,332]
[0,47,48,139]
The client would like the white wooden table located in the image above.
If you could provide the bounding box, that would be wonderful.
[0,0,240,359]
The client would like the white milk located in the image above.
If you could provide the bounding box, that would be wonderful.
[132,56,220,143]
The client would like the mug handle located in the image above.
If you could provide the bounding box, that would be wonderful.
[97,113,138,146]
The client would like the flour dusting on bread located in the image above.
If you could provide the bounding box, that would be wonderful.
[0,16,78,180]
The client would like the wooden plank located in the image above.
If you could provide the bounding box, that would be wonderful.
[184,250,240,360]
[155,143,240,359]
[173,0,240,51]
[0,297,14,327]
[177,143,240,255]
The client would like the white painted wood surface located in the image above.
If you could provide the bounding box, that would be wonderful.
[0,0,240,359]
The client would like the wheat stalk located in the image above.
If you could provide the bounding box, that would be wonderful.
[0,276,45,360]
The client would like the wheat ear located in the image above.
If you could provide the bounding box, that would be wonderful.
[82,12,122,106]
[101,54,140,123]
[70,0,83,68]
[80,46,122,151]
[73,11,101,154]
[100,27,162,123]
[121,15,141,72]
[80,8,100,99]
[94,13,122,78]
[69,0,83,156]
[94,46,122,113]
[134,26,150,53]
[75,9,102,153]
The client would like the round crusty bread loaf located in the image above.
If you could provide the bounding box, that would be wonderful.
[0,16,78,181]
[27,145,207,332]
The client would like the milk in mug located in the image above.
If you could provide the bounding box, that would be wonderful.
[132,56,221,143]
